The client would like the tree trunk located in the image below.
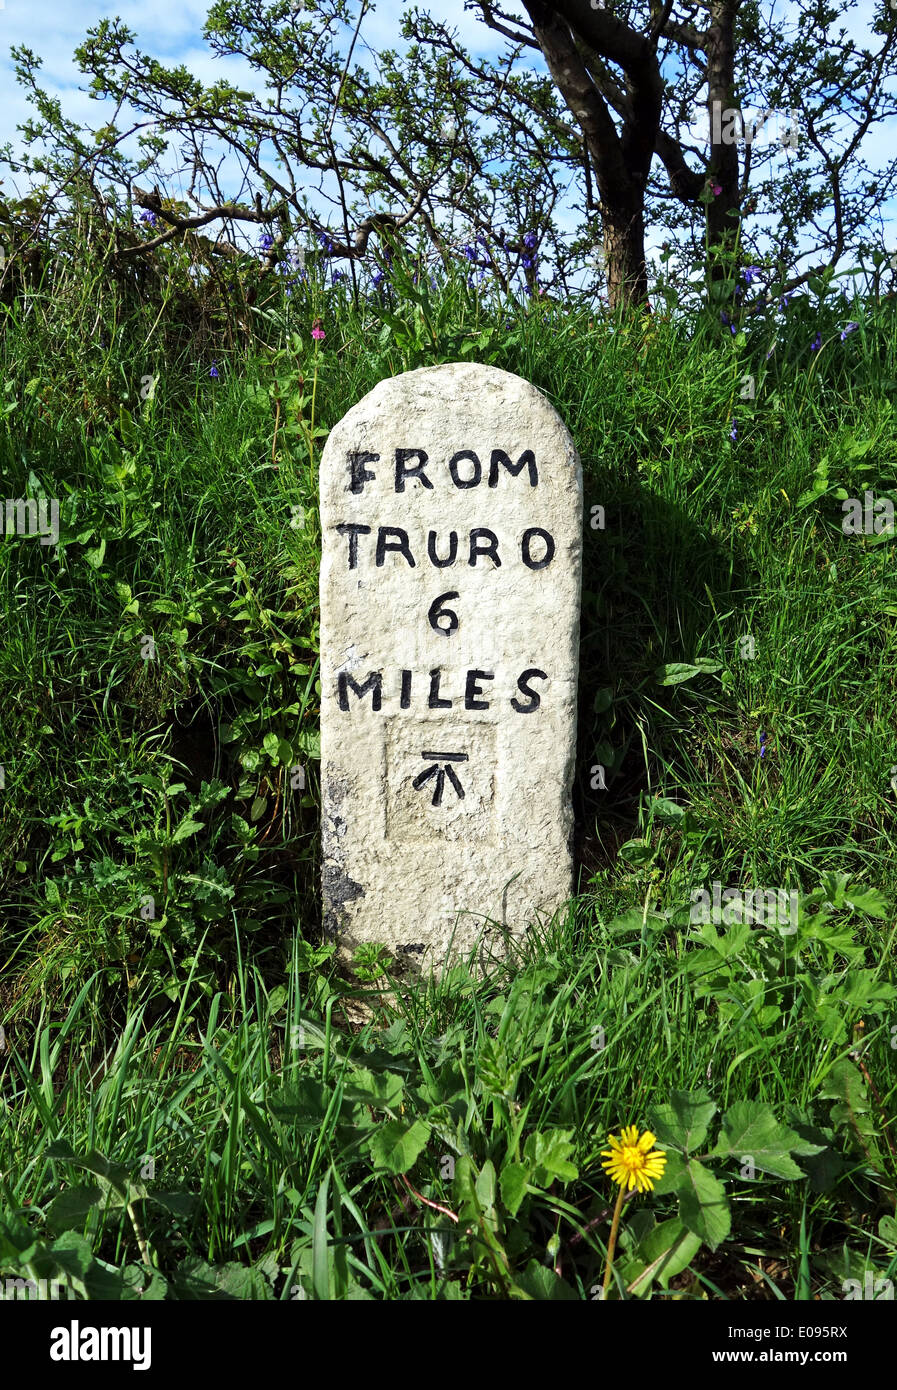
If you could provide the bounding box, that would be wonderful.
[705,0,740,299]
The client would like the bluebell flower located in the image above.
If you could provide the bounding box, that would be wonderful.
[463,244,476,261]
[741,265,762,285]
[523,230,538,249]
[840,321,859,340]
[371,269,386,288]
[730,421,737,441]
[139,209,157,227]
[259,232,274,251]
[780,291,793,309]
[521,254,536,270]
[209,361,219,379]
[331,269,345,283]
[318,231,334,255]
[810,331,822,351]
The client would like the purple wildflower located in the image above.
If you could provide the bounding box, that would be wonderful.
[759,730,766,760]
[523,230,538,250]
[259,232,274,251]
[139,209,157,227]
[742,266,762,285]
[371,269,386,288]
[209,361,219,379]
[840,321,859,340]
[318,231,334,255]
[730,421,738,441]
[810,332,822,351]
[462,244,477,261]
[331,269,345,284]
[522,254,536,270]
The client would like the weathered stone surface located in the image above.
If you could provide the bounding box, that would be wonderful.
[319,362,582,970]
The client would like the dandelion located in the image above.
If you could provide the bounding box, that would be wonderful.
[311,322,325,341]
[209,361,219,379]
[840,321,859,340]
[601,1126,667,1195]
[810,331,822,351]
[600,1126,667,1298]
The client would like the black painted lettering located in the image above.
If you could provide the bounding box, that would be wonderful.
[465,669,494,710]
[511,668,546,713]
[348,450,378,494]
[335,522,371,569]
[488,448,538,488]
[376,527,416,567]
[428,668,452,708]
[428,530,458,567]
[338,671,382,711]
[448,449,482,488]
[395,448,432,492]
[468,528,501,567]
[521,527,555,570]
[400,670,412,708]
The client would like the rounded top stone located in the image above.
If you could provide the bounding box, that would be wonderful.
[324,362,576,442]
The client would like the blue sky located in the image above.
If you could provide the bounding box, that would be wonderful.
[0,0,895,292]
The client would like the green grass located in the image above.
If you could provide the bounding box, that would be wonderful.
[0,243,895,1300]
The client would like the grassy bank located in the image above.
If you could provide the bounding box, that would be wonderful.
[0,251,895,1298]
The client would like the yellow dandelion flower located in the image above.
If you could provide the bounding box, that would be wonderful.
[601,1125,667,1194]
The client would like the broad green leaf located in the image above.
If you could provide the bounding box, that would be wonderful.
[714,1101,824,1179]
[655,660,721,685]
[512,1260,578,1300]
[677,1159,730,1251]
[367,1118,430,1174]
[618,839,654,866]
[628,1218,703,1295]
[843,885,889,918]
[499,1161,531,1218]
[312,1169,331,1300]
[341,1067,404,1110]
[171,816,205,843]
[879,1215,897,1248]
[649,1089,717,1154]
[46,1185,103,1232]
[523,1129,578,1185]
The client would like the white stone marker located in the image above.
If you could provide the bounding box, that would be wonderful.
[319,363,582,969]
